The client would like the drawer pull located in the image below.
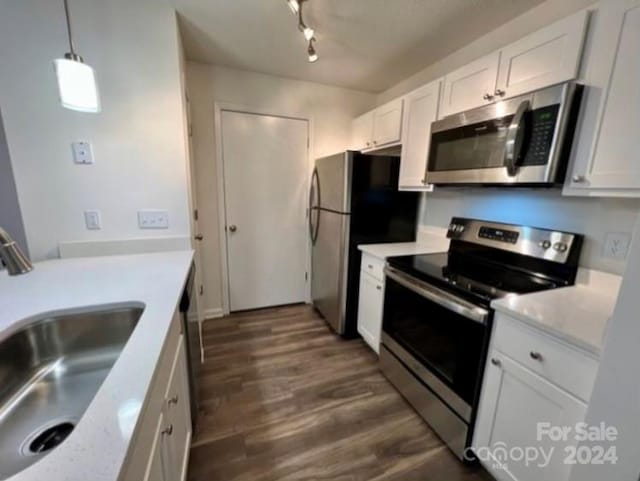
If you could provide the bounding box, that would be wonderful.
[168,395,179,405]
[376,285,382,290]
[368,264,374,269]
[529,351,543,361]
[490,358,501,367]
[162,424,173,436]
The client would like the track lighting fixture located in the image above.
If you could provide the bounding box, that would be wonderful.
[286,0,318,63]
[307,39,318,63]
[287,0,300,14]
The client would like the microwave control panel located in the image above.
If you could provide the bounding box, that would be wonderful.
[521,104,560,166]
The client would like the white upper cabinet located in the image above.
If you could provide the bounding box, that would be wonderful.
[440,52,500,117]
[565,0,640,196]
[372,98,404,147]
[440,10,587,118]
[351,99,403,152]
[351,111,374,151]
[399,79,441,190]
[496,11,588,100]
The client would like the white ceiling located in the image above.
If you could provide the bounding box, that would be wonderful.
[174,0,546,93]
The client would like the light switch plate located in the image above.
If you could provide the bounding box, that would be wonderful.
[72,141,94,164]
[138,210,169,229]
[84,210,101,230]
[603,232,631,261]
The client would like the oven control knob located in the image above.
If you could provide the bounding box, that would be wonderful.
[538,240,551,250]
[553,242,568,253]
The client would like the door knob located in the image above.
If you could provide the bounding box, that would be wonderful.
[483,93,494,101]
[194,234,204,241]
[494,89,506,97]
[572,175,586,183]
[228,225,237,232]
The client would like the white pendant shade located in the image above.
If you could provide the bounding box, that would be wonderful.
[54,58,100,113]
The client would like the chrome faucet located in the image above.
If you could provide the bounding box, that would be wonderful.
[0,227,33,275]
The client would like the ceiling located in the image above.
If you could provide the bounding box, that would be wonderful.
[174,0,546,93]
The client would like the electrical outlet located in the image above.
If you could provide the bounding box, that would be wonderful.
[72,141,94,164]
[138,210,169,229]
[603,232,631,261]
[84,210,101,230]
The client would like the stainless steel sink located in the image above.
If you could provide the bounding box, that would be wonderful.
[0,305,143,479]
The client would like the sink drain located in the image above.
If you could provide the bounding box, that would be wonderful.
[28,422,75,454]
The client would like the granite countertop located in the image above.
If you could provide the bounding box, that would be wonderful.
[0,251,193,481]
[491,271,622,356]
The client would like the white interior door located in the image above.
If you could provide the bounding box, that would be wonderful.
[221,110,309,312]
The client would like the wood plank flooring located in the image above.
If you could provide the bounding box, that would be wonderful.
[188,304,492,481]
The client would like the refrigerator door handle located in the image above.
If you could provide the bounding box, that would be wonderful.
[309,168,320,244]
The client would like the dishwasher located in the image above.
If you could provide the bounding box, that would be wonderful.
[179,262,200,427]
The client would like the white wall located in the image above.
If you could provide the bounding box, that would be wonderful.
[0,0,191,261]
[186,62,376,315]
[420,190,639,274]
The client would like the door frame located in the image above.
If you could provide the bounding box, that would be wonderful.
[213,102,314,315]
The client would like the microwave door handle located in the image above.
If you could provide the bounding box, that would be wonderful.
[504,99,530,177]
[384,267,489,324]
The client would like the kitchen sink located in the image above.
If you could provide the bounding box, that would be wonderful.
[0,305,143,479]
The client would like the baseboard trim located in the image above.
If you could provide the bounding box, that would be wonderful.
[203,308,225,320]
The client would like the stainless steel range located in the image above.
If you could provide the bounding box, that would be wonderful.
[379,218,583,460]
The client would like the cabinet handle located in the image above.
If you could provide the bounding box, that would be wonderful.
[572,175,586,183]
[529,351,543,361]
[162,424,173,436]
[483,93,494,101]
[366,141,371,147]
[368,264,373,269]
[494,89,506,97]
[373,140,378,145]
[376,285,382,290]
[490,358,501,367]
[168,395,179,405]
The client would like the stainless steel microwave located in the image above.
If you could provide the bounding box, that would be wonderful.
[426,82,583,186]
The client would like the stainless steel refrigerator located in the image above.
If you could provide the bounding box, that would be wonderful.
[309,151,419,336]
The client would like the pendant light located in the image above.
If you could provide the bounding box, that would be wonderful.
[53,0,100,113]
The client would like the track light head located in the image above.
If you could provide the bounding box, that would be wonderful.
[307,40,318,63]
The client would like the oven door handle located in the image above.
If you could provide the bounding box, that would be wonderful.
[384,266,490,324]
[504,99,530,177]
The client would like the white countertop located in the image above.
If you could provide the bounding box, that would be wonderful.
[358,241,448,259]
[0,251,194,481]
[491,270,621,356]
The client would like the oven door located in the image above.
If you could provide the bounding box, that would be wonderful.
[382,267,490,421]
[426,82,576,185]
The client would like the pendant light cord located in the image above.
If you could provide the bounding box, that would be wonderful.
[63,0,76,55]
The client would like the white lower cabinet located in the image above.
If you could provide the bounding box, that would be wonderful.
[122,311,192,481]
[357,253,385,354]
[473,313,596,481]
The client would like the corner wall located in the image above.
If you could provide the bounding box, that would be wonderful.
[0,0,191,261]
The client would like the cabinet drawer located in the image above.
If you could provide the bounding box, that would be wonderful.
[492,313,598,402]
[361,253,385,281]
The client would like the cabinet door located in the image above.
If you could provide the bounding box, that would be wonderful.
[565,0,640,195]
[399,80,441,191]
[496,11,588,100]
[163,335,192,481]
[372,98,404,147]
[143,413,167,481]
[357,271,384,354]
[473,352,587,481]
[351,111,374,151]
[440,52,500,117]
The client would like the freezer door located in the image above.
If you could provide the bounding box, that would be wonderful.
[315,152,352,213]
[311,209,350,334]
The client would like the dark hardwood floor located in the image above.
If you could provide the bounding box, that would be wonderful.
[188,304,492,481]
